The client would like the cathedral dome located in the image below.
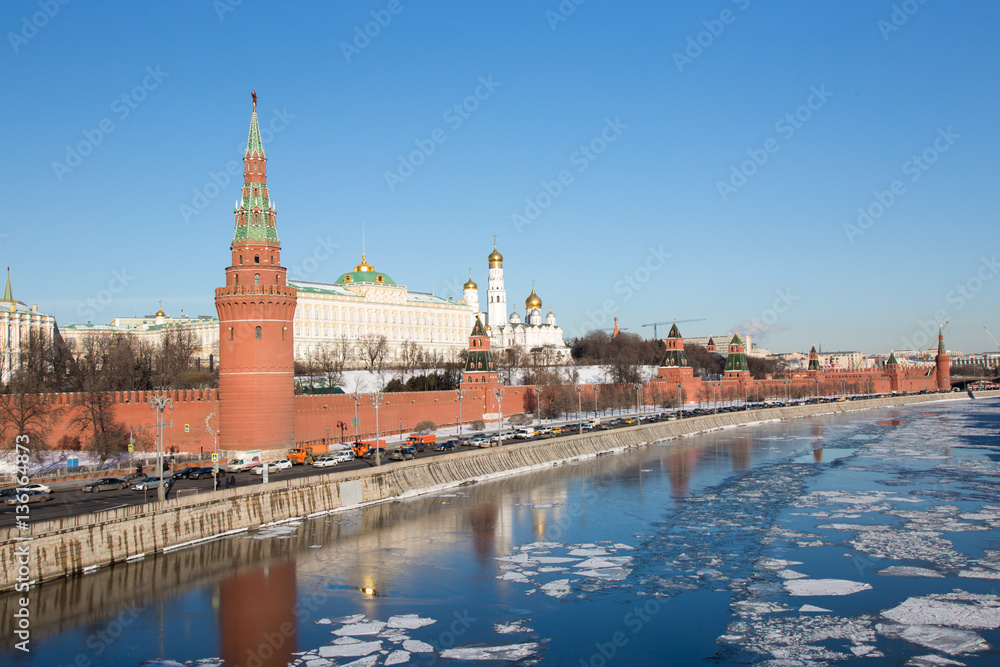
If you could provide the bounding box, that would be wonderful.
[509,311,522,324]
[354,253,375,273]
[525,286,542,310]
[488,241,503,267]
[464,270,477,289]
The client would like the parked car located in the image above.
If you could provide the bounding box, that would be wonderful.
[470,435,489,446]
[251,462,281,475]
[6,490,51,505]
[436,441,458,452]
[274,459,293,470]
[18,483,51,494]
[312,455,341,468]
[188,466,216,480]
[132,477,172,491]
[171,467,201,480]
[124,472,149,484]
[82,478,128,493]
[0,488,19,500]
[390,446,417,461]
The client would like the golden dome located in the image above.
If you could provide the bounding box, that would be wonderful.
[464,276,477,290]
[525,285,542,310]
[488,241,503,266]
[353,253,375,272]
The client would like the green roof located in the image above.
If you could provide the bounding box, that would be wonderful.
[465,349,495,373]
[667,322,682,339]
[470,314,487,337]
[730,333,743,346]
[334,270,396,286]
[246,108,264,157]
[660,348,689,368]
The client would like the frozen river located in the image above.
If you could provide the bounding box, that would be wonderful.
[6,398,1000,666]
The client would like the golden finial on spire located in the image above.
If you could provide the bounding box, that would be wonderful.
[252,89,257,111]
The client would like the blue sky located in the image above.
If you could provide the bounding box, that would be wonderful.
[3,0,998,355]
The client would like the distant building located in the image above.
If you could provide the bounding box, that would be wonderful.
[61,303,218,367]
[0,270,57,383]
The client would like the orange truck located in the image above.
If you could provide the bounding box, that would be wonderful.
[351,440,387,459]
[288,444,329,465]
[406,434,436,451]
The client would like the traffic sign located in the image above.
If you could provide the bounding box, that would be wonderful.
[184,423,190,433]
[128,443,134,453]
[211,453,218,462]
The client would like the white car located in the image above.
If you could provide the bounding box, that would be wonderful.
[251,462,281,475]
[330,450,354,463]
[19,483,51,494]
[274,459,292,470]
[132,477,171,491]
[312,456,340,468]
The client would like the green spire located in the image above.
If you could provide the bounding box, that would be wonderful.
[246,90,264,157]
[470,314,487,337]
[938,326,946,353]
[887,351,899,366]
[667,322,682,339]
[2,268,11,302]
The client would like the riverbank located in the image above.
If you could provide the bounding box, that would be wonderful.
[1,390,994,592]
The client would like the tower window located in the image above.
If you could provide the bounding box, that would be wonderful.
[254,274,261,286]
[239,256,243,265]
[270,255,274,264]
[255,326,262,340]
[255,255,259,264]
[234,275,239,285]
[282,326,286,340]
[229,327,233,341]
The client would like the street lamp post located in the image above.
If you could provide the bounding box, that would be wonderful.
[350,392,361,441]
[593,385,598,418]
[575,386,584,434]
[494,387,504,446]
[149,396,173,503]
[370,393,383,466]
[456,389,464,440]
[634,383,641,417]
[676,383,683,418]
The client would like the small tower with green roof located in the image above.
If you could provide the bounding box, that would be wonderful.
[462,315,498,385]
[724,333,751,377]
[807,345,821,372]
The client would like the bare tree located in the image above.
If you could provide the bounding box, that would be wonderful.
[0,368,62,452]
[310,340,347,390]
[495,345,525,385]
[358,334,389,374]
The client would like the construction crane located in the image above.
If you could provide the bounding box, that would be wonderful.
[919,320,949,360]
[641,318,706,339]
[985,326,1000,352]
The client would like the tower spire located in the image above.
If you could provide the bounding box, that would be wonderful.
[2,267,11,302]
[233,93,276,245]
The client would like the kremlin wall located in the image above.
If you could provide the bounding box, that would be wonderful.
[16,96,957,457]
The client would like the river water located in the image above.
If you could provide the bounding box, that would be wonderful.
[5,398,1000,666]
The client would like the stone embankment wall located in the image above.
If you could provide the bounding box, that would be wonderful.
[1,391,993,592]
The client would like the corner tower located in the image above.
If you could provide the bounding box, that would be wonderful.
[462,315,498,386]
[935,326,951,391]
[724,333,751,378]
[214,92,298,452]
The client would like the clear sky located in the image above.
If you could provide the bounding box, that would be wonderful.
[3,0,998,355]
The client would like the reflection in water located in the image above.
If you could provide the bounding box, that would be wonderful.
[666,446,697,497]
[220,560,297,667]
[730,435,753,471]
[469,501,500,567]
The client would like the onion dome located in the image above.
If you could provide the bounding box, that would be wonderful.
[525,284,542,310]
[488,241,503,267]
[464,269,477,290]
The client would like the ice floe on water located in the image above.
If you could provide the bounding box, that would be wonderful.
[784,578,873,597]
[494,541,635,598]
[878,565,945,578]
[439,642,541,661]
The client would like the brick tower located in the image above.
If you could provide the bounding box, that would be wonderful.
[214,92,298,452]
[724,333,751,378]
[657,322,693,380]
[935,326,951,391]
[462,314,500,415]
